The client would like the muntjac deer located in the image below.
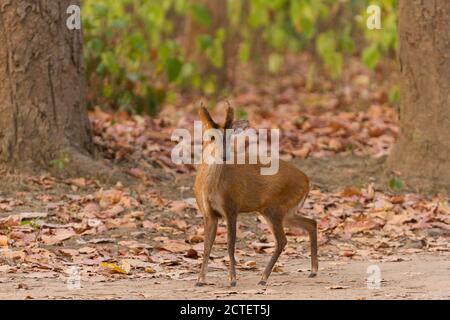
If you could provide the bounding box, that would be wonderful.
[194,106,318,287]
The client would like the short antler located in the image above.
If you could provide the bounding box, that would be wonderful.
[224,100,234,129]
[198,102,218,129]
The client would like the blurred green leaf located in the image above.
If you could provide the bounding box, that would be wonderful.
[239,42,250,63]
[166,58,183,82]
[329,52,343,78]
[340,26,355,53]
[198,35,213,51]
[203,77,216,95]
[316,32,336,57]
[301,17,315,39]
[389,85,400,104]
[362,44,381,69]
[268,53,283,74]
[236,107,248,120]
[92,3,108,17]
[389,178,404,191]
[191,4,211,27]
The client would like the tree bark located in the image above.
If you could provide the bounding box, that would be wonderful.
[388,0,450,193]
[0,0,98,176]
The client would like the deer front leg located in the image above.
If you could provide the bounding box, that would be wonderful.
[226,214,237,287]
[196,214,218,286]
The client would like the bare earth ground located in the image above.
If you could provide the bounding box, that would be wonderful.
[0,252,448,300]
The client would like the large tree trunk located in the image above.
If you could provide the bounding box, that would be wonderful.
[388,0,450,193]
[0,0,109,178]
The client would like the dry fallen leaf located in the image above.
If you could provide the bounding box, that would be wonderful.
[391,195,405,204]
[122,259,152,269]
[272,266,284,273]
[168,201,189,214]
[68,178,87,188]
[251,241,274,253]
[78,247,97,254]
[327,285,350,290]
[341,187,362,198]
[329,138,343,151]
[213,290,238,296]
[19,212,48,219]
[145,267,156,274]
[188,234,204,244]
[142,220,156,230]
[366,183,375,200]
[0,235,8,247]
[0,265,11,273]
[128,168,146,179]
[0,250,26,261]
[58,249,79,257]
[41,228,76,245]
[156,240,191,253]
[244,261,257,268]
[97,189,123,208]
[17,283,29,290]
[100,261,131,275]
[185,248,198,259]
[0,215,21,228]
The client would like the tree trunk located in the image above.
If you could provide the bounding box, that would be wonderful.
[388,0,450,193]
[0,0,100,176]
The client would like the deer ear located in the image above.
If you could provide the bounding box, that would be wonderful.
[198,106,218,129]
[224,105,234,129]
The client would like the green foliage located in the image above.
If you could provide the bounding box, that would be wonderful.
[166,58,183,82]
[191,3,212,27]
[82,0,398,114]
[50,152,70,171]
[83,0,198,115]
[388,85,400,104]
[362,44,381,69]
[316,31,343,78]
[360,0,398,69]
[236,107,248,120]
[268,53,283,74]
[389,177,404,191]
[241,0,397,76]
[20,219,40,229]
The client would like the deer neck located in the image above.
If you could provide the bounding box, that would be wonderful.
[202,163,224,189]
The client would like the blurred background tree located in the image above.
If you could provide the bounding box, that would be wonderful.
[82,0,398,115]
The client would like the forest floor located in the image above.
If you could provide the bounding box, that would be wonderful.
[1,57,449,299]
[0,155,449,300]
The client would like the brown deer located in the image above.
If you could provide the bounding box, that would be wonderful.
[194,105,317,287]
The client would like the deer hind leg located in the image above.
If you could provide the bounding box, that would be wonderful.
[259,207,287,285]
[196,213,218,286]
[285,209,318,277]
[225,213,238,287]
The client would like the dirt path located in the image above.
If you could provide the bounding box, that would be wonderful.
[1,252,448,300]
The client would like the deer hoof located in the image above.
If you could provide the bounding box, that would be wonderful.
[195,281,205,287]
[258,280,267,286]
[230,280,237,287]
[308,272,317,278]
